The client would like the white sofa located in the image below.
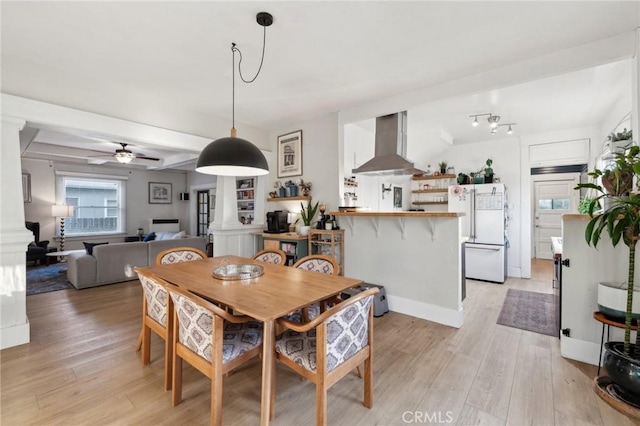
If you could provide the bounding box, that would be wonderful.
[67,236,207,289]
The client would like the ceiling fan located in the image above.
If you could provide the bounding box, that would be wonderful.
[91,142,160,164]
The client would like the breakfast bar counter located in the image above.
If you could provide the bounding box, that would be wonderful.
[329,210,465,328]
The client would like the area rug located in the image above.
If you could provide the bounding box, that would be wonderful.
[496,289,558,337]
[26,263,74,296]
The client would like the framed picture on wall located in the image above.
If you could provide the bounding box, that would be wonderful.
[149,182,172,204]
[22,173,31,203]
[277,130,303,178]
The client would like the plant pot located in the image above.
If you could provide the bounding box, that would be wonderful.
[473,176,484,184]
[440,168,446,174]
[598,282,640,320]
[603,342,640,406]
[300,225,311,236]
[484,174,494,183]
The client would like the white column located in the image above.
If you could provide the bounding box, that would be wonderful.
[210,176,241,230]
[0,116,33,349]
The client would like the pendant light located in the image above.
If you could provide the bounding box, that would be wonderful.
[196,12,273,177]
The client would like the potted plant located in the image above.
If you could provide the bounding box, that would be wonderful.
[299,199,319,236]
[576,142,640,404]
[438,161,448,174]
[484,158,494,183]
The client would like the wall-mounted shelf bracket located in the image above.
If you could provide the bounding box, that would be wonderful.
[345,216,355,236]
[370,217,380,237]
[397,217,406,240]
[426,218,437,241]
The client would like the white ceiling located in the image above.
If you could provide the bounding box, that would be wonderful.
[2,1,638,168]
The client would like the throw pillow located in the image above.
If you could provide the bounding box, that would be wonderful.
[155,232,175,241]
[171,231,186,239]
[28,241,37,247]
[83,242,108,256]
[143,232,156,242]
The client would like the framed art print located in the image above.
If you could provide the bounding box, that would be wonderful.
[149,182,172,204]
[277,130,303,178]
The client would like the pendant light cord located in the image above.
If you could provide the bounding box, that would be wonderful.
[232,25,267,84]
[230,21,269,132]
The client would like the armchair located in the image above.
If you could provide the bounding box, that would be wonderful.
[25,222,49,265]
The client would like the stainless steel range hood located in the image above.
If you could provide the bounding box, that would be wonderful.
[351,111,424,176]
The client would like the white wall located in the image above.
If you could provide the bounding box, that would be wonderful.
[22,158,190,249]
[268,113,340,216]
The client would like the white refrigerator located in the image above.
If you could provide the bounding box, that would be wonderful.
[448,183,507,283]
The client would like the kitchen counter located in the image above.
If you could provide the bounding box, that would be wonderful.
[331,211,463,218]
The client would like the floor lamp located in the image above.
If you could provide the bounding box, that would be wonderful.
[52,205,74,252]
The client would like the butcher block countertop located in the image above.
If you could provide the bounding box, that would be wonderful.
[331,211,464,218]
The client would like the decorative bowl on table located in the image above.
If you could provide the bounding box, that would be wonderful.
[212,264,264,281]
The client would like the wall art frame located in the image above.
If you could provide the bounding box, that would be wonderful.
[277,130,303,178]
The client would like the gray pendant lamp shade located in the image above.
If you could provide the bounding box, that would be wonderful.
[195,12,273,177]
[196,135,269,176]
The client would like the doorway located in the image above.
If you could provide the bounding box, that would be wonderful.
[532,173,580,259]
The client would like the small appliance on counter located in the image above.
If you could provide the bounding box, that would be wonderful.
[265,210,288,233]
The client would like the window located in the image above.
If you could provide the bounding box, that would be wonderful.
[56,173,126,236]
[538,198,570,210]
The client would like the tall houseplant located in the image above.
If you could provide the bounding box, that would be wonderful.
[576,139,640,401]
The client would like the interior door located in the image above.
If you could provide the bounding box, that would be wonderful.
[196,190,209,236]
[534,178,577,259]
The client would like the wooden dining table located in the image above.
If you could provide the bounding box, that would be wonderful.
[143,255,363,425]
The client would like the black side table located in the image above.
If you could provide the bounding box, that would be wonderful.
[124,235,146,242]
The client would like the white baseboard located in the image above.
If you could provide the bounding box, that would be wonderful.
[560,335,601,366]
[387,295,463,328]
[0,318,30,350]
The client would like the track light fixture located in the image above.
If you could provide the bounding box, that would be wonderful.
[470,113,516,135]
[496,123,517,135]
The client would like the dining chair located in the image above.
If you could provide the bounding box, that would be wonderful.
[167,282,263,425]
[252,248,287,265]
[155,246,208,265]
[136,246,209,352]
[272,287,379,426]
[292,255,340,321]
[134,268,174,391]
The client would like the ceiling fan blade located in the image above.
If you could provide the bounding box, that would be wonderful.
[134,155,160,161]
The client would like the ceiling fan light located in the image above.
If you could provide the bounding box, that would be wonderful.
[115,152,134,163]
[488,115,500,128]
[507,125,514,134]
[196,136,269,176]
[471,117,479,127]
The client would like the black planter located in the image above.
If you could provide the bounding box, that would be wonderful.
[603,341,640,406]
[484,174,494,183]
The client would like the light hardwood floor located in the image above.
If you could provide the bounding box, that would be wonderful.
[2,260,638,425]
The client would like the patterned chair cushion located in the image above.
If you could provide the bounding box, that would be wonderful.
[295,258,336,274]
[170,292,263,363]
[160,250,205,264]
[275,295,373,373]
[139,274,168,327]
[254,252,284,264]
